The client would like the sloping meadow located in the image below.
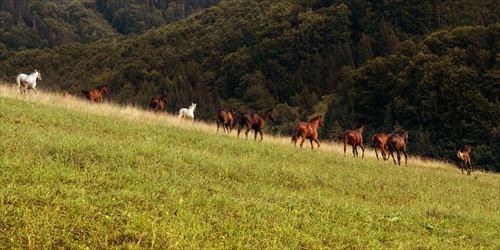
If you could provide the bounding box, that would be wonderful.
[1,84,498,249]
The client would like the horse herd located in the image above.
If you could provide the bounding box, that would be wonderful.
[15,70,474,174]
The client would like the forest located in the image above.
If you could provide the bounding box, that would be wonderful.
[0,0,499,171]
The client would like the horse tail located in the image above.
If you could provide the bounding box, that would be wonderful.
[336,132,346,140]
[370,134,378,148]
[16,75,21,87]
[291,125,300,143]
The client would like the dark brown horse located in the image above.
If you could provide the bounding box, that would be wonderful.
[82,86,108,103]
[386,131,409,165]
[291,115,323,150]
[216,108,233,133]
[149,94,168,112]
[237,108,276,141]
[457,145,472,175]
[338,125,365,158]
[371,133,390,161]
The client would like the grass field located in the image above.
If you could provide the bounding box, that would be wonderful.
[1,84,499,249]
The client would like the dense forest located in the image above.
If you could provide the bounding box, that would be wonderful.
[0,0,499,171]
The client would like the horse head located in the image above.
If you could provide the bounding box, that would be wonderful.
[267,108,276,123]
[98,86,109,95]
[190,103,197,111]
[318,115,323,127]
[402,131,409,144]
[33,70,42,80]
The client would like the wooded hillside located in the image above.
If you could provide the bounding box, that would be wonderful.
[0,0,498,171]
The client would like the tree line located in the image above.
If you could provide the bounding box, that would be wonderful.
[0,0,498,171]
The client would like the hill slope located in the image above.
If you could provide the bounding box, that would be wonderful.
[1,84,499,248]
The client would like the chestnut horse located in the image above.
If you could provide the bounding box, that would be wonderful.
[149,94,168,112]
[371,133,390,161]
[457,145,472,175]
[338,125,365,158]
[237,108,276,141]
[291,115,323,150]
[216,108,233,133]
[386,131,409,165]
[82,86,108,103]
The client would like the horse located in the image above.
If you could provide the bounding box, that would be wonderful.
[457,145,472,175]
[371,133,390,161]
[82,86,108,103]
[149,94,168,113]
[291,115,323,150]
[237,108,276,141]
[386,131,409,166]
[216,108,233,133]
[337,125,365,158]
[179,103,197,121]
[16,70,42,96]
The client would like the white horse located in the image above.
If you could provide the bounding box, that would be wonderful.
[179,103,197,121]
[17,70,42,96]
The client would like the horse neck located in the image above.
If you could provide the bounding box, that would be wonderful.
[260,110,271,121]
[355,126,364,134]
[309,118,321,129]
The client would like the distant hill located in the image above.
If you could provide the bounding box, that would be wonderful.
[0,0,221,51]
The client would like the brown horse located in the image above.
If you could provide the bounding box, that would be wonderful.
[457,145,472,175]
[149,94,168,112]
[338,125,365,158]
[291,115,323,150]
[216,108,234,133]
[82,86,108,103]
[386,131,409,165]
[237,108,276,141]
[371,133,390,161]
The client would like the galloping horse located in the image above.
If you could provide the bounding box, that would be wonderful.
[216,108,233,133]
[82,86,108,103]
[338,125,365,158]
[149,94,168,113]
[16,70,42,96]
[179,103,197,121]
[237,108,276,141]
[457,145,472,175]
[371,133,390,161]
[291,115,323,150]
[386,131,409,165]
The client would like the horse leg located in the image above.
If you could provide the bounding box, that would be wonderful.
[360,143,365,158]
[390,151,396,165]
[396,150,401,166]
[343,139,347,156]
[352,145,358,157]
[313,137,320,149]
[258,130,263,141]
[237,123,243,138]
[217,121,220,132]
[403,150,407,165]
[374,147,379,161]
[300,135,306,148]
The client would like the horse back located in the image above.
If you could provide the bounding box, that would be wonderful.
[216,109,228,123]
[387,134,405,150]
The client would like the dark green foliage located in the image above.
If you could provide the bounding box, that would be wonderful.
[335,25,500,171]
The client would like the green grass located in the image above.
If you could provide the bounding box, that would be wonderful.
[1,85,499,249]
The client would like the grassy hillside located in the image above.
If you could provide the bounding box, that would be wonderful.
[1,84,499,249]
